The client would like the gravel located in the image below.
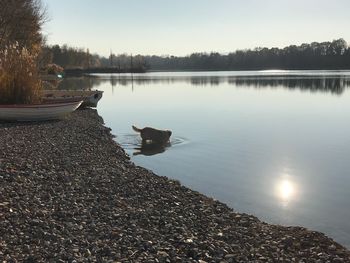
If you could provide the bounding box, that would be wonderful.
[0,108,349,262]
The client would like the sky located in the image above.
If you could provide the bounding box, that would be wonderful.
[42,0,350,57]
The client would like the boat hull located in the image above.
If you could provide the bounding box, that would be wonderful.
[0,100,83,121]
[42,90,103,108]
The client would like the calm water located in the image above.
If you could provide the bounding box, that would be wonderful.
[60,71,350,248]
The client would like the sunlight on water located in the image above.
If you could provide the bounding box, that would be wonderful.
[259,69,289,73]
[276,178,296,206]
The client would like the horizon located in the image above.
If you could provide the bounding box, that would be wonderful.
[42,0,350,57]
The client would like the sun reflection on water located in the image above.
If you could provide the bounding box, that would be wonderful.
[275,177,297,207]
[279,180,294,200]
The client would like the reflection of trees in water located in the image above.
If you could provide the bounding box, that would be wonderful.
[58,75,350,94]
[57,76,106,90]
[109,75,179,86]
[190,76,220,86]
[190,76,348,94]
[228,77,348,95]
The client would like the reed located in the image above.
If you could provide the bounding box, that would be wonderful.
[0,43,42,104]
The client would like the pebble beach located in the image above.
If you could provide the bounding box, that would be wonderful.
[0,109,349,262]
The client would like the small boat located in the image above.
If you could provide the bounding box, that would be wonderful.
[42,90,103,108]
[0,100,83,121]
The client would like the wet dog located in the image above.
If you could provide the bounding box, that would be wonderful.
[132,125,172,144]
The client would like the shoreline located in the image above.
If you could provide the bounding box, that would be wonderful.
[0,109,349,262]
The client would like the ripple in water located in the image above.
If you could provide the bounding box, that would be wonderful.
[117,134,188,156]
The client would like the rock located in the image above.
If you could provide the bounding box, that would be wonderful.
[157,251,169,258]
[224,254,235,259]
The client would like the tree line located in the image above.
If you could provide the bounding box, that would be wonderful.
[144,39,350,71]
[42,39,350,72]
[41,45,146,71]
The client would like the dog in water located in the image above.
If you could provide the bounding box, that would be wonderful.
[132,125,172,144]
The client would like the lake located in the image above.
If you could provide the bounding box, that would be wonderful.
[59,70,350,248]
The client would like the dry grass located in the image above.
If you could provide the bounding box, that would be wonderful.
[0,43,42,104]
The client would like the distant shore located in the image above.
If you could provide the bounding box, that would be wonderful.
[64,67,146,77]
[63,68,350,76]
[0,109,349,262]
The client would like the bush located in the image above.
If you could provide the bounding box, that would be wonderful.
[0,43,42,104]
[46,63,64,75]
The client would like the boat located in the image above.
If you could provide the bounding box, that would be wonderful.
[42,90,103,108]
[0,100,83,121]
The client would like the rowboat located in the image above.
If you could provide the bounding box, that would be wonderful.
[42,90,103,108]
[0,100,83,121]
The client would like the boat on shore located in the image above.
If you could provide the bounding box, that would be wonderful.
[0,100,83,121]
[42,90,103,108]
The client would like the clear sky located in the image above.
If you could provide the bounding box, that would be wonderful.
[42,0,350,57]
